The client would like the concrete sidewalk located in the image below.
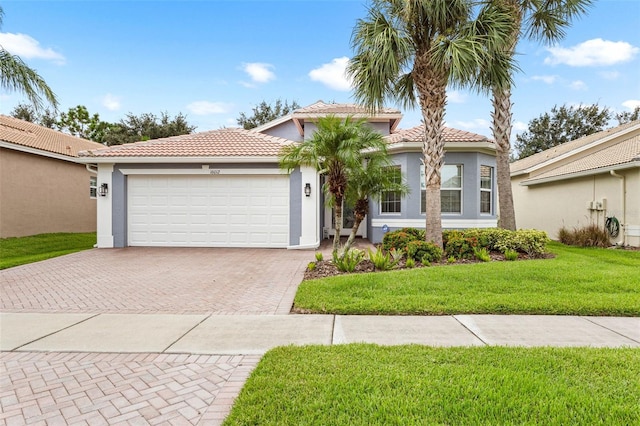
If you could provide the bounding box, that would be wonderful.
[2,313,639,353]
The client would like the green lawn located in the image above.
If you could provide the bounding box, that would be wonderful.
[224,345,640,425]
[294,242,640,316]
[0,232,96,270]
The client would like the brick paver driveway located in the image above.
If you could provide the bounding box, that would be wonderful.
[1,247,312,315]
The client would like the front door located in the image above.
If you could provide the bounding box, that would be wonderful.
[325,201,366,238]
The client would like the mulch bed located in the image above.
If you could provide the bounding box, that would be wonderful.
[304,251,555,280]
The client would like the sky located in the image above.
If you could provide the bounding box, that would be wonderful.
[0,0,639,139]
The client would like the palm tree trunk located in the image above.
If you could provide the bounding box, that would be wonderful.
[342,198,368,254]
[332,197,343,255]
[415,58,447,248]
[492,86,517,230]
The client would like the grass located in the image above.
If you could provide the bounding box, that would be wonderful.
[0,232,96,269]
[224,345,640,425]
[294,242,640,316]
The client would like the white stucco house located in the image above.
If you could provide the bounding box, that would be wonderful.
[510,120,640,247]
[78,101,499,249]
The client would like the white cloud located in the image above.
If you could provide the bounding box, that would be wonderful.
[622,100,640,110]
[186,101,231,115]
[599,71,620,80]
[447,90,466,103]
[569,80,588,91]
[0,32,65,64]
[531,75,558,84]
[101,93,121,111]
[242,62,276,84]
[308,57,352,91]
[512,121,528,133]
[544,38,639,67]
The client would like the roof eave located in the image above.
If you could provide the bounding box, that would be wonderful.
[387,141,495,154]
[76,155,282,164]
[520,160,640,186]
[0,140,80,163]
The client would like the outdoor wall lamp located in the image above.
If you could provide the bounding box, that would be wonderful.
[304,183,311,197]
[99,183,109,197]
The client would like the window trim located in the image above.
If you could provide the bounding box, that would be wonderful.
[480,165,493,215]
[420,164,463,215]
[379,165,403,215]
[89,175,98,199]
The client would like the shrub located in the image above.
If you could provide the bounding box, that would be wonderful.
[420,255,432,267]
[367,248,398,271]
[504,249,518,261]
[405,257,415,268]
[407,240,443,263]
[443,231,478,259]
[307,261,316,271]
[315,252,323,262]
[558,224,610,248]
[389,248,404,263]
[447,256,457,264]
[333,249,364,273]
[382,229,421,253]
[513,229,550,256]
[474,247,491,262]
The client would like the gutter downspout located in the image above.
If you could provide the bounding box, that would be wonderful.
[85,164,98,174]
[610,170,626,246]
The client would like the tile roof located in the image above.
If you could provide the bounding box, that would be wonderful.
[78,127,294,158]
[510,120,640,174]
[0,114,105,157]
[293,100,401,116]
[386,124,491,144]
[524,134,640,183]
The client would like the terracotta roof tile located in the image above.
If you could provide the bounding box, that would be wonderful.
[510,120,640,174]
[293,100,401,116]
[525,135,640,182]
[79,127,294,158]
[0,114,105,157]
[386,124,491,144]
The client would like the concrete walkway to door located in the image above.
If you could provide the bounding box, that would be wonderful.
[0,247,312,315]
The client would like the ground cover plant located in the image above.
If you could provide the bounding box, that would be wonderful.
[224,345,640,425]
[0,232,96,269]
[294,242,640,315]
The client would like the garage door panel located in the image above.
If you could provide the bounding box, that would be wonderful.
[128,175,289,247]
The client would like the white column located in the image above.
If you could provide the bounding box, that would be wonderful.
[96,163,114,248]
[299,166,319,247]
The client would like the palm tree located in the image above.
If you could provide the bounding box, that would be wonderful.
[490,0,592,230]
[0,6,58,111]
[343,153,410,253]
[280,115,388,255]
[348,0,515,248]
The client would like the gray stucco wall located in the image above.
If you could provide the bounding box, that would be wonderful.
[369,151,497,243]
[261,121,302,142]
[289,168,302,246]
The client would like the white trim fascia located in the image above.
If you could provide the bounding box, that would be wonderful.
[288,241,321,250]
[386,141,496,154]
[518,123,640,176]
[521,161,640,186]
[251,114,295,133]
[371,218,498,229]
[75,155,281,164]
[119,167,287,176]
[0,141,81,163]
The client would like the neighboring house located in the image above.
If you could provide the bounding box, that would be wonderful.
[79,101,498,248]
[510,120,640,247]
[0,115,105,238]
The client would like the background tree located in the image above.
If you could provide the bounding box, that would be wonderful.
[102,111,196,146]
[237,99,300,129]
[56,105,110,141]
[0,6,58,111]
[514,104,611,159]
[616,106,640,125]
[9,103,57,128]
[280,115,387,256]
[489,0,593,231]
[348,0,515,248]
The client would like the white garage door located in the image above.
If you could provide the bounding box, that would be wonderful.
[128,175,289,247]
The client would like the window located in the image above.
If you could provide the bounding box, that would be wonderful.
[480,165,493,214]
[421,164,463,214]
[380,166,402,214]
[90,176,97,198]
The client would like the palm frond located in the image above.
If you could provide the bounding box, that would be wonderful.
[0,48,59,111]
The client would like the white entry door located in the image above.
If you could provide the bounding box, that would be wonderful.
[325,202,366,238]
[128,175,289,247]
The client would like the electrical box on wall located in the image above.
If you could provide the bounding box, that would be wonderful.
[588,198,607,211]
